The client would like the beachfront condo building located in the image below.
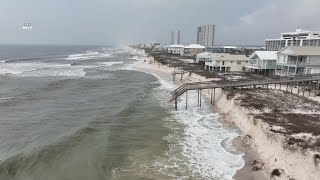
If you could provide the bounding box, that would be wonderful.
[266,29,320,51]
[197,25,215,47]
[246,51,278,76]
[183,44,205,57]
[197,53,250,72]
[276,46,320,76]
[171,30,181,45]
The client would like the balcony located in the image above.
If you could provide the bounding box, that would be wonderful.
[248,60,276,69]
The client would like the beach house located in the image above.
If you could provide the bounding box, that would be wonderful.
[276,46,320,76]
[195,52,214,63]
[203,53,251,72]
[167,44,185,55]
[183,44,205,57]
[246,51,278,75]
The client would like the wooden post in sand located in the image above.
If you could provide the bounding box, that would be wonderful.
[309,81,312,96]
[302,82,306,96]
[200,90,202,107]
[210,89,213,105]
[197,90,200,106]
[175,98,178,111]
[185,91,188,110]
[213,88,216,105]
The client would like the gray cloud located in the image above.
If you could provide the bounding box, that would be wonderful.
[220,0,320,45]
[0,0,318,46]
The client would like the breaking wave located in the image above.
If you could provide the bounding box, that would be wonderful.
[66,51,112,60]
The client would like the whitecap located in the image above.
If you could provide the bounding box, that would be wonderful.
[66,51,112,60]
[101,61,124,66]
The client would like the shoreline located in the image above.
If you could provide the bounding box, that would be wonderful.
[131,48,320,180]
[132,52,263,180]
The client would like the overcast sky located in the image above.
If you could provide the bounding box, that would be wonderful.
[0,0,319,46]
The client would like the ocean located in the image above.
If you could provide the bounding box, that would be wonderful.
[0,45,244,180]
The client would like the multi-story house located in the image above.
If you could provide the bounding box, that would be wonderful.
[199,53,250,72]
[167,44,185,55]
[183,44,205,57]
[246,51,278,75]
[276,46,320,76]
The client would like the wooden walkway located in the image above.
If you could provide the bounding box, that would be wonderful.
[171,69,188,82]
[170,75,320,110]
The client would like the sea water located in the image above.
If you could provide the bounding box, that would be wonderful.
[0,45,244,180]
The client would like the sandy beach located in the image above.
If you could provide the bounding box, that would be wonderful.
[133,49,320,180]
[133,54,269,180]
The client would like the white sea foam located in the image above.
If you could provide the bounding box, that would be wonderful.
[66,51,112,60]
[143,69,245,179]
[168,92,244,179]
[101,61,124,66]
[0,62,87,77]
[0,97,15,100]
[0,59,127,78]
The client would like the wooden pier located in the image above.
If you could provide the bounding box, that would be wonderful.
[171,69,188,82]
[170,75,320,110]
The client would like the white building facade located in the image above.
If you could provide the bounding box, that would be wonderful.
[276,46,320,76]
[200,53,250,72]
[171,30,181,45]
[266,29,320,51]
[246,51,278,75]
[183,44,205,57]
[196,52,214,63]
[167,45,185,55]
[197,25,215,47]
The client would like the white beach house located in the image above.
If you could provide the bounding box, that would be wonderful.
[276,46,320,76]
[246,51,278,75]
[201,53,250,72]
[183,44,205,57]
[167,44,185,55]
[195,52,214,63]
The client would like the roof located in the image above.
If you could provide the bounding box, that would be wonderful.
[222,46,238,49]
[168,44,185,48]
[185,44,205,49]
[278,46,320,56]
[250,51,278,60]
[280,29,319,35]
[196,52,215,58]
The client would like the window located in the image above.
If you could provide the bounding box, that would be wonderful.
[306,68,312,74]
[306,58,310,64]
[282,34,291,38]
[231,61,233,63]
[299,33,309,36]
[237,62,241,65]
[246,61,248,63]
[222,61,225,65]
